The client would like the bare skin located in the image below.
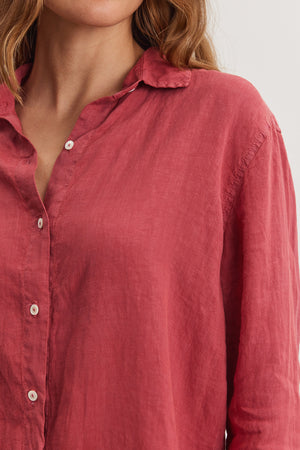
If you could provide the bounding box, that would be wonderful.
[15,0,144,203]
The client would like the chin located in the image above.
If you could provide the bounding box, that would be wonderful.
[43,0,143,27]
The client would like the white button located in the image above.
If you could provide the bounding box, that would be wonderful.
[30,304,39,316]
[37,217,43,229]
[128,87,136,93]
[28,390,38,401]
[64,140,74,150]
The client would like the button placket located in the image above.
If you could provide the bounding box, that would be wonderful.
[24,213,48,410]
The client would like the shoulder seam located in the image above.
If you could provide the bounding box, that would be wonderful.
[222,119,274,231]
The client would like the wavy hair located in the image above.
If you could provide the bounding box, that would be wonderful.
[0,0,221,106]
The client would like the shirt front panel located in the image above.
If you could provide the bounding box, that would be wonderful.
[0,53,227,449]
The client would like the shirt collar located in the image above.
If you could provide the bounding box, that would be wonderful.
[122,46,191,90]
[0,46,191,115]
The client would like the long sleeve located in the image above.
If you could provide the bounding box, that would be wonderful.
[221,117,300,449]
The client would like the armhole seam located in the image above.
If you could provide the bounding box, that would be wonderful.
[222,118,274,232]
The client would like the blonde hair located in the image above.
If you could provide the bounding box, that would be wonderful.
[0,0,220,106]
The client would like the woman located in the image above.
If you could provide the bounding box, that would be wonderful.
[0,1,299,449]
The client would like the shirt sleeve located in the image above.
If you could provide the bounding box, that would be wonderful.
[220,117,300,449]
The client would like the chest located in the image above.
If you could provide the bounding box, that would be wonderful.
[33,139,66,204]
[15,105,78,203]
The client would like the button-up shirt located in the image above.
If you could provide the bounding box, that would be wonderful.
[0,46,299,450]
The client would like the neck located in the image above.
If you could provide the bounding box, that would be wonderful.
[18,5,145,118]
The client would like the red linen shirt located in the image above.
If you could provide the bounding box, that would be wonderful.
[0,46,299,450]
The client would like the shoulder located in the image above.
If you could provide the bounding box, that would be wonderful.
[189,67,266,110]
[185,68,283,226]
[187,67,279,136]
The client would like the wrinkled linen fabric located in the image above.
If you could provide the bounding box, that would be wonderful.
[0,46,299,449]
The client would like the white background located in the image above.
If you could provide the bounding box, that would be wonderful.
[207,0,300,252]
